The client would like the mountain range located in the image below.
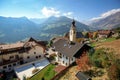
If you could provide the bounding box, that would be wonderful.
[89,11,120,30]
[0,11,120,43]
[0,16,90,43]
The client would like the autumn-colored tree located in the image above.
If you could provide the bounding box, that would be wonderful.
[84,32,89,38]
[76,51,91,71]
[93,32,98,39]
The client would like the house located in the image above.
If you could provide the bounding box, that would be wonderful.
[0,37,46,72]
[64,20,84,43]
[52,38,91,66]
[97,30,113,38]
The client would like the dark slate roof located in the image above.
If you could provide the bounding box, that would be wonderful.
[64,32,84,38]
[53,39,85,58]
[76,32,84,38]
[76,71,92,80]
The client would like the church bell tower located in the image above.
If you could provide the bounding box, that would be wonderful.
[69,20,76,42]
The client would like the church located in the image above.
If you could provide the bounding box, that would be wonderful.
[64,20,84,43]
[52,20,91,66]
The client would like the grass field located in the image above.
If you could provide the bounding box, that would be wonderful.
[103,37,116,42]
[28,64,56,80]
[91,37,116,47]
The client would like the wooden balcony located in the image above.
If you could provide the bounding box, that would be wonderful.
[0,57,23,66]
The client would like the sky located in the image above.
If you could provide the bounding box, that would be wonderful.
[0,0,120,21]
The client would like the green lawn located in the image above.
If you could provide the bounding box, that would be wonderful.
[28,64,56,80]
[90,37,116,47]
[104,37,116,42]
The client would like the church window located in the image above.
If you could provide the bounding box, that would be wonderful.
[74,31,75,34]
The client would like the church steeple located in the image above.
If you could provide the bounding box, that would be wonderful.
[72,19,75,27]
[69,19,76,42]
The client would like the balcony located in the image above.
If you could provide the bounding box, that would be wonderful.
[0,57,23,66]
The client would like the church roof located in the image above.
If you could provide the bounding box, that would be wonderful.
[76,32,84,38]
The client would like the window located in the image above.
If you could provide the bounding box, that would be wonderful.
[74,31,75,34]
[8,65,11,67]
[63,61,64,64]
[34,52,36,54]
[18,62,20,64]
[52,49,55,51]
[27,56,29,59]
[3,66,7,69]
[13,63,16,66]
[9,56,14,59]
[39,55,41,58]
[60,53,62,56]
[36,56,38,59]
[59,53,62,58]
[66,63,67,66]
[9,68,11,70]
[66,57,68,59]
[71,58,73,61]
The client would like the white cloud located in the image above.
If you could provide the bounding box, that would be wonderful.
[41,7,60,18]
[63,12,73,18]
[41,7,73,18]
[91,8,120,20]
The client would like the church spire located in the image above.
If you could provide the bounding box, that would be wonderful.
[71,19,76,30]
[72,19,75,27]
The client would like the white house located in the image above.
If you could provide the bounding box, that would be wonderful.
[53,38,90,66]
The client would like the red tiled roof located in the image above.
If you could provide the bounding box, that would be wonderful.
[98,30,111,35]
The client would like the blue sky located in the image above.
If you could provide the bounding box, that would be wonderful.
[0,0,120,21]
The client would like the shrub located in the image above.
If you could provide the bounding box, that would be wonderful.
[107,64,120,80]
[94,60,103,68]
[89,48,115,68]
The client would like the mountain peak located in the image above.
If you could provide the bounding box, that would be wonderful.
[89,11,120,29]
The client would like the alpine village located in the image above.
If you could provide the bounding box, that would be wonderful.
[0,18,120,80]
[0,1,120,80]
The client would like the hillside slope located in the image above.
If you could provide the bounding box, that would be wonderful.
[39,16,90,39]
[89,12,120,29]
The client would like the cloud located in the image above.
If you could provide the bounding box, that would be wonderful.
[41,7,60,18]
[41,7,73,18]
[91,8,120,20]
[63,12,73,18]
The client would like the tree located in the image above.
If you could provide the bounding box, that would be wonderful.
[47,40,53,47]
[76,52,91,71]
[84,32,89,38]
[93,32,98,39]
